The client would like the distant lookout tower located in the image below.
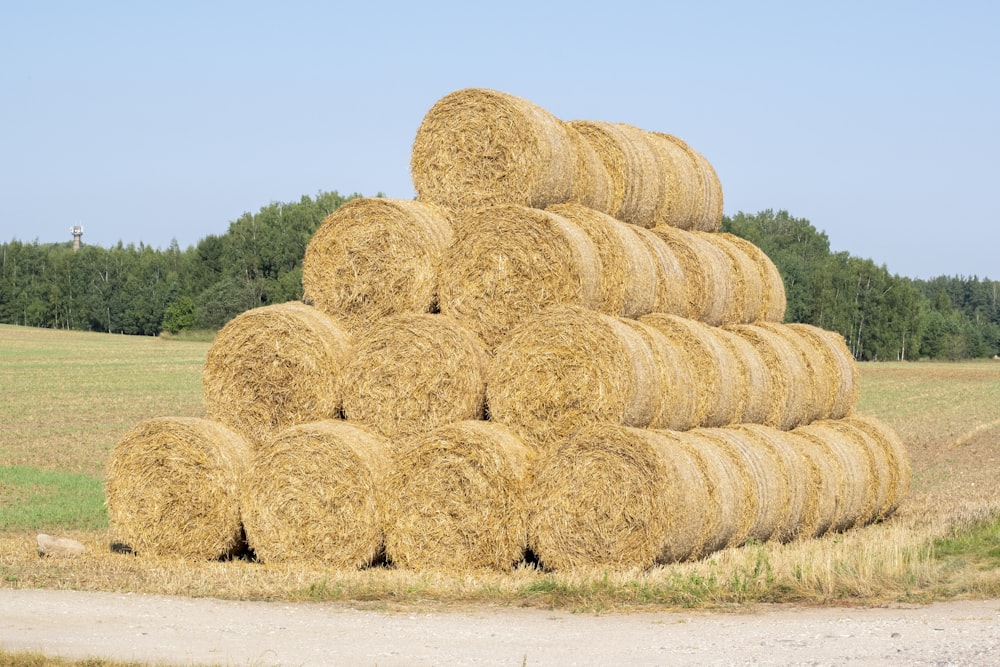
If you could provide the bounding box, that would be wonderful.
[71,225,83,251]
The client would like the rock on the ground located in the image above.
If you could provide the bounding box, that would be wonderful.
[36,534,86,558]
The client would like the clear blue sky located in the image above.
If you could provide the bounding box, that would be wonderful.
[2,1,997,280]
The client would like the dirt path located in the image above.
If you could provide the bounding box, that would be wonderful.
[2,590,998,666]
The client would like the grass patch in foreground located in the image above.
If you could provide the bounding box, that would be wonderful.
[0,466,107,531]
[0,649,158,667]
[933,514,1000,571]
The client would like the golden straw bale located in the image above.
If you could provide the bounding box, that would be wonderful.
[693,428,786,544]
[341,313,489,440]
[241,420,389,566]
[782,429,840,538]
[843,414,911,519]
[105,417,250,559]
[714,325,773,425]
[301,197,454,333]
[794,421,869,533]
[670,430,743,555]
[733,424,809,542]
[487,305,661,447]
[695,231,765,325]
[567,121,663,227]
[631,226,691,317]
[527,423,705,570]
[807,420,884,527]
[648,226,731,325]
[622,319,699,431]
[724,323,810,429]
[723,234,787,322]
[644,132,701,230]
[682,429,759,549]
[656,133,724,232]
[384,420,534,571]
[546,202,658,317]
[639,313,742,427]
[436,204,602,350]
[563,122,613,212]
[203,302,352,447]
[410,88,577,210]
[787,323,859,419]
[755,321,828,425]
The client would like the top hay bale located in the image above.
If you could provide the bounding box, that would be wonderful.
[203,301,352,446]
[410,88,578,211]
[302,197,454,333]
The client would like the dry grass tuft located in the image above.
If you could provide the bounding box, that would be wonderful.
[241,420,390,566]
[384,421,535,571]
[341,313,489,439]
[105,417,250,559]
[202,302,352,446]
[301,197,454,332]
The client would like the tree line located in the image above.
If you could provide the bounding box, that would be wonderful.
[2,195,997,360]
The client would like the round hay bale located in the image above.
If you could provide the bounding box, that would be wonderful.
[241,420,389,566]
[781,429,840,539]
[644,132,701,230]
[546,202,658,317]
[105,417,250,559]
[638,313,742,427]
[714,325,773,426]
[724,323,810,429]
[341,313,489,440]
[527,423,704,570]
[631,226,691,317]
[755,321,828,426]
[682,429,759,549]
[436,204,602,350]
[723,234,787,322]
[410,88,577,210]
[301,197,454,332]
[622,319,699,431]
[733,424,809,542]
[787,323,859,419]
[648,226,731,325]
[487,305,660,446]
[843,415,910,520]
[567,120,663,227]
[692,428,786,544]
[701,232,771,324]
[793,421,869,533]
[655,133,724,232]
[384,420,534,571]
[563,122,613,212]
[669,430,743,556]
[203,302,352,446]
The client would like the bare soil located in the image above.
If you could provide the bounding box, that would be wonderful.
[2,589,999,666]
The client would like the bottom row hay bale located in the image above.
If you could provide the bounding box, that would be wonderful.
[384,420,535,571]
[105,417,251,559]
[734,424,808,542]
[241,420,390,566]
[844,414,911,517]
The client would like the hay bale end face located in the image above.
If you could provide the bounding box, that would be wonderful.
[301,197,454,332]
[411,88,577,211]
[384,421,535,571]
[436,205,602,350]
[105,417,250,559]
[487,305,660,447]
[202,302,352,446]
[241,420,389,566]
[341,313,490,440]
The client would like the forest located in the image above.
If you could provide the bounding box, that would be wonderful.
[2,193,997,361]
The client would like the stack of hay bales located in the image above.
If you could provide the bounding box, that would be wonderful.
[105,87,909,572]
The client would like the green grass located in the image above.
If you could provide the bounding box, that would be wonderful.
[933,515,1000,571]
[0,650,181,667]
[0,466,107,531]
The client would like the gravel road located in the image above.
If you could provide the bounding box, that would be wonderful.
[2,589,998,666]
